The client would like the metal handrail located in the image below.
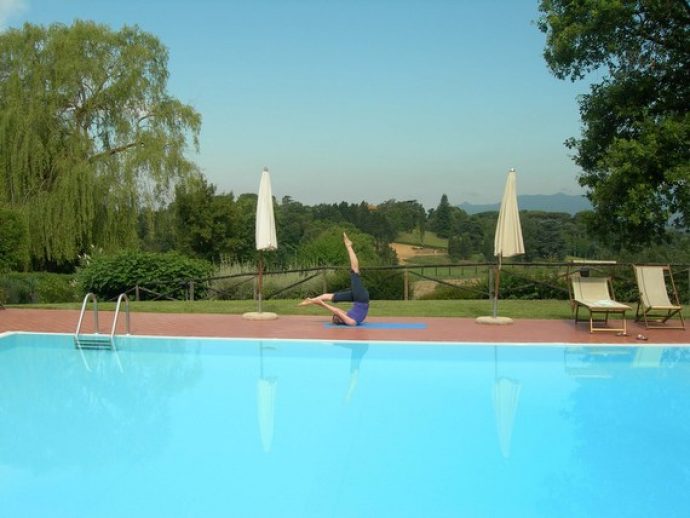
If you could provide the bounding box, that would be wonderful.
[110,293,131,339]
[75,292,100,337]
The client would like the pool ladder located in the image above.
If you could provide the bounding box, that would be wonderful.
[74,292,130,350]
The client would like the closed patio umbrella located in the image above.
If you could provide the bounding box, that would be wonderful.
[256,167,278,253]
[478,169,524,324]
[244,167,278,320]
[494,169,524,263]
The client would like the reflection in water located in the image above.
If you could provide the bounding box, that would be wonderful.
[632,346,663,368]
[563,346,637,378]
[0,336,202,471]
[4,336,689,517]
[552,346,690,516]
[493,377,521,459]
[563,346,674,377]
[257,343,278,453]
[492,346,521,458]
[337,343,369,404]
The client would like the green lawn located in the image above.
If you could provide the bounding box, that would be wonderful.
[15,298,690,319]
[395,230,448,248]
[16,299,583,319]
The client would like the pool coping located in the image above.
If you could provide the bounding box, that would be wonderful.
[1,308,688,346]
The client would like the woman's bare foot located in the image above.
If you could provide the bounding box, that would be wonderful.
[298,298,314,306]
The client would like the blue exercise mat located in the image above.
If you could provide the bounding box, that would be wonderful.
[324,322,427,329]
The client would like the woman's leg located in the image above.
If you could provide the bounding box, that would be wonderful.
[299,292,335,305]
[349,272,369,303]
[343,233,359,273]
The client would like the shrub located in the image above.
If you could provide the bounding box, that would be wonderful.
[494,269,569,300]
[415,268,571,301]
[35,273,81,303]
[0,273,79,304]
[77,251,214,300]
[361,269,405,300]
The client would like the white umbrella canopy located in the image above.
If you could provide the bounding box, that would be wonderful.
[256,167,278,252]
[494,169,524,260]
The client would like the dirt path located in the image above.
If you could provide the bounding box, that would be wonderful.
[391,242,445,264]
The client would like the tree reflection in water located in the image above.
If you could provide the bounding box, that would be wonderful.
[0,336,203,471]
[545,347,690,515]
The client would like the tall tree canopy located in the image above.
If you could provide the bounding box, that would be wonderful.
[172,176,240,263]
[0,21,201,266]
[428,194,452,238]
[538,0,690,247]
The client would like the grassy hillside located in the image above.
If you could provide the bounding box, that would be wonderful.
[395,230,448,249]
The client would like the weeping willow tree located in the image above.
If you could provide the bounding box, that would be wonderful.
[0,21,201,267]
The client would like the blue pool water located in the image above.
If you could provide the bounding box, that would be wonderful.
[1,333,689,517]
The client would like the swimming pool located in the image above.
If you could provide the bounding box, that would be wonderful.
[2,332,689,517]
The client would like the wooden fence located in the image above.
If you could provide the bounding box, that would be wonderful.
[122,262,690,304]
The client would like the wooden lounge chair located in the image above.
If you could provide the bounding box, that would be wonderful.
[633,265,685,329]
[569,274,631,334]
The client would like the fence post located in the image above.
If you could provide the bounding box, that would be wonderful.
[189,281,195,301]
[135,284,140,301]
[322,269,328,293]
[404,269,409,301]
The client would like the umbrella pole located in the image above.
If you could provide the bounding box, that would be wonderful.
[492,256,502,318]
[258,251,263,313]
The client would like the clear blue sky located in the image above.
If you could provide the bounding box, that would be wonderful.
[2,0,591,209]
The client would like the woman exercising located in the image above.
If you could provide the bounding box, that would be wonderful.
[299,233,369,326]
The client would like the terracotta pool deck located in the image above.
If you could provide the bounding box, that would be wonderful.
[1,308,688,345]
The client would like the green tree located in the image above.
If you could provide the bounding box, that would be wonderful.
[521,212,569,261]
[234,193,260,263]
[429,194,452,238]
[0,21,201,267]
[295,226,380,267]
[447,235,463,262]
[461,217,486,257]
[538,1,690,248]
[138,205,176,253]
[468,212,496,260]
[172,176,240,263]
[0,206,29,271]
[274,196,311,265]
[355,202,396,251]
[376,199,426,234]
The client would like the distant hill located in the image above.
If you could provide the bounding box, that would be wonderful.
[459,193,591,215]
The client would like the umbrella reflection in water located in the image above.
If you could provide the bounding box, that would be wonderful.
[257,342,278,453]
[492,346,521,459]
